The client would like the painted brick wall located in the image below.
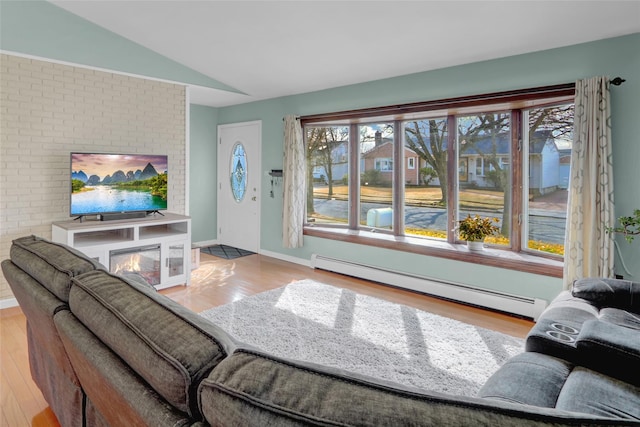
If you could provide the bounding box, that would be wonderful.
[0,54,186,301]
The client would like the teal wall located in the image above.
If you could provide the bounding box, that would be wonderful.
[216,33,640,302]
[0,1,241,93]
[604,36,640,281]
[189,105,219,243]
[2,0,637,303]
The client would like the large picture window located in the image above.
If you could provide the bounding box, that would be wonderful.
[303,85,574,275]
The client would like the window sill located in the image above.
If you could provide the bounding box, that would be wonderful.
[303,226,563,278]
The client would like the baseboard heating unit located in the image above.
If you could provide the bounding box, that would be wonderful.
[310,254,547,320]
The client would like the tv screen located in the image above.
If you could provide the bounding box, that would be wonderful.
[70,153,168,216]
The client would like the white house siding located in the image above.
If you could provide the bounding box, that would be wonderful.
[540,142,560,194]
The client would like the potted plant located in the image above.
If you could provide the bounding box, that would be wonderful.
[456,214,500,251]
[607,209,640,243]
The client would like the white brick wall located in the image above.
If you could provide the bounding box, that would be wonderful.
[0,54,186,301]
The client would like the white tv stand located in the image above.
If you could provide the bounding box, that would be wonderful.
[52,213,191,290]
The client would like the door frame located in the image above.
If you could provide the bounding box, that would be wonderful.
[216,120,262,252]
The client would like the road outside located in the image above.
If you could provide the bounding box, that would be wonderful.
[311,188,568,245]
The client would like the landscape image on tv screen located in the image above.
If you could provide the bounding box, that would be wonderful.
[70,153,168,216]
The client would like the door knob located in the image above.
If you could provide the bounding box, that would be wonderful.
[252,196,257,201]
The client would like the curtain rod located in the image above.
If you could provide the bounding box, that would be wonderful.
[611,77,626,86]
[287,78,624,123]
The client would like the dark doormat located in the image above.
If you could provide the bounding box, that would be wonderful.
[200,245,255,260]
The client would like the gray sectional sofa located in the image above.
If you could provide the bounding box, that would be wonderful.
[2,235,639,426]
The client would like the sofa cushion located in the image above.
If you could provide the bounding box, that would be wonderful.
[556,367,640,421]
[68,269,235,417]
[1,259,74,377]
[525,291,597,362]
[54,309,197,427]
[199,349,621,427]
[535,290,600,322]
[10,235,102,301]
[571,277,640,312]
[575,320,640,386]
[27,323,85,427]
[599,307,640,329]
[478,352,572,408]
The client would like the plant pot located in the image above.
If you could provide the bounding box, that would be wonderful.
[466,239,485,251]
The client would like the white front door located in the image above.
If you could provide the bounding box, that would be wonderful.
[217,121,261,252]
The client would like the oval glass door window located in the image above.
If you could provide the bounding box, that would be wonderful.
[230,142,247,202]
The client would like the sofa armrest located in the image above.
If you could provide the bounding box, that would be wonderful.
[571,278,639,312]
[576,320,640,387]
[120,272,156,290]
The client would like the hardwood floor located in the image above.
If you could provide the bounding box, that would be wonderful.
[1,252,534,427]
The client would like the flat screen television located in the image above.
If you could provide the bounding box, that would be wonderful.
[70,153,168,217]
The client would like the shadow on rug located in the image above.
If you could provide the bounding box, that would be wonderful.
[200,245,255,260]
[200,279,524,396]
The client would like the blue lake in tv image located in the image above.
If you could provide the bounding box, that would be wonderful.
[71,185,167,214]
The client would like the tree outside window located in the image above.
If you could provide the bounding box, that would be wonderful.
[305,126,349,225]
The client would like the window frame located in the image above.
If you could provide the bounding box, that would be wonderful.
[375,157,393,171]
[302,84,574,278]
[408,157,416,170]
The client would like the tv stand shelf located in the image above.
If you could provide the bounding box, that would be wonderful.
[71,228,134,247]
[52,213,191,289]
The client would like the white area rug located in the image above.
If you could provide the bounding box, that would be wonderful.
[200,279,524,396]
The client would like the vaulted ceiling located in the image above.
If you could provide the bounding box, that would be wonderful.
[47,1,640,107]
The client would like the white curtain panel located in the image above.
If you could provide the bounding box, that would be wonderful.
[282,115,306,248]
[563,76,615,289]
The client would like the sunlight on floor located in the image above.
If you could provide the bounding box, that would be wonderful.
[271,281,523,382]
[274,282,342,328]
[202,279,525,395]
[190,258,236,286]
[352,294,409,357]
[275,285,412,357]
[416,313,522,378]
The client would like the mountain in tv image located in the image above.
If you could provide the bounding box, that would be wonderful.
[72,162,163,185]
[71,154,168,215]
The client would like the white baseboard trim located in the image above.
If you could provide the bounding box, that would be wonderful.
[258,249,311,268]
[0,298,18,310]
[310,254,547,320]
